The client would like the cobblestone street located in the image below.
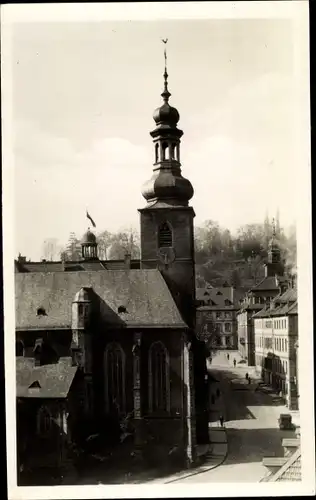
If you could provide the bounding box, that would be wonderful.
[168,350,300,483]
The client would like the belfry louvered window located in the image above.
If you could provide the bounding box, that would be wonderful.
[158,222,172,248]
[149,342,170,413]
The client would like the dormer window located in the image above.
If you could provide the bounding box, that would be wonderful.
[78,304,88,318]
[158,222,172,248]
[29,380,41,389]
[216,291,222,296]
[118,305,127,314]
[37,307,47,316]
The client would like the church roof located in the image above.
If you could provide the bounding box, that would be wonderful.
[15,259,141,273]
[15,269,187,330]
[16,358,78,398]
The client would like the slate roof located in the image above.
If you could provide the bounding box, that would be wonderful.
[15,270,187,330]
[250,276,279,292]
[16,358,77,398]
[196,286,242,308]
[15,259,141,273]
[288,302,298,315]
[266,448,302,482]
[253,286,297,318]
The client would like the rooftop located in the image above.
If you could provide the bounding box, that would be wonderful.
[16,358,77,398]
[15,269,187,330]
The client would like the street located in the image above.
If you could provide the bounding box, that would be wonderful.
[177,350,299,483]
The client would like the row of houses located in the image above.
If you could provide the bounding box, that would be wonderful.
[196,227,299,411]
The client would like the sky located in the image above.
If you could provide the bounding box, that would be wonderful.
[11,17,302,260]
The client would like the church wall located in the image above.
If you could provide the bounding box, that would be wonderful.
[140,329,188,465]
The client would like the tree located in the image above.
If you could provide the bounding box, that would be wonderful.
[108,227,140,260]
[41,238,60,261]
[97,230,112,260]
[65,232,81,261]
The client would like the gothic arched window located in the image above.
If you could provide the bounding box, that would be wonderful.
[37,406,52,435]
[158,222,173,248]
[16,340,24,357]
[148,341,170,413]
[104,342,126,415]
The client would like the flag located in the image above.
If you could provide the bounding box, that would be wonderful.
[86,210,96,228]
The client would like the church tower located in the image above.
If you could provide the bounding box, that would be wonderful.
[138,43,196,328]
[264,218,284,277]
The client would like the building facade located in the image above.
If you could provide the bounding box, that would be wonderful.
[196,285,242,349]
[253,288,298,410]
[236,226,289,366]
[15,54,209,482]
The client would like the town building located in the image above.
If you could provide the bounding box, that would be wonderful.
[196,284,243,349]
[253,287,298,410]
[236,225,290,365]
[15,52,209,482]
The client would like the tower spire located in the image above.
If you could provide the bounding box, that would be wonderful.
[161,38,170,103]
[272,217,276,237]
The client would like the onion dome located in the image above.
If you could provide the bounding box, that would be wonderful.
[81,229,96,244]
[141,170,194,205]
[153,67,180,126]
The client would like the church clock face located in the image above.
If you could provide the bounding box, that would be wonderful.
[157,247,176,265]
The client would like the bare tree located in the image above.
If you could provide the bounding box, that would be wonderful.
[97,230,112,260]
[41,238,60,261]
[108,226,140,260]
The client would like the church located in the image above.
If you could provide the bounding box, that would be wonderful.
[15,49,209,482]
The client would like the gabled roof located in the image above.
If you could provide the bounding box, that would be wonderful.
[16,358,78,398]
[255,298,298,318]
[250,276,279,292]
[15,269,187,330]
[196,286,241,308]
[253,307,269,318]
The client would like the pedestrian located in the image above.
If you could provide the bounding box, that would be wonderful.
[233,358,236,367]
[248,377,251,384]
[245,372,249,380]
[227,353,230,361]
[219,415,224,427]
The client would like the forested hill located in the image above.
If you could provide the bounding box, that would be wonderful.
[40,218,297,292]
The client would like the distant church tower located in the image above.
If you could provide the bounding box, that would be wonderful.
[264,218,284,277]
[139,44,196,328]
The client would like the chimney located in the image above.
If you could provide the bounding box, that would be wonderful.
[124,253,131,269]
[17,253,27,263]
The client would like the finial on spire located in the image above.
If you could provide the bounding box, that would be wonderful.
[161,38,171,103]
